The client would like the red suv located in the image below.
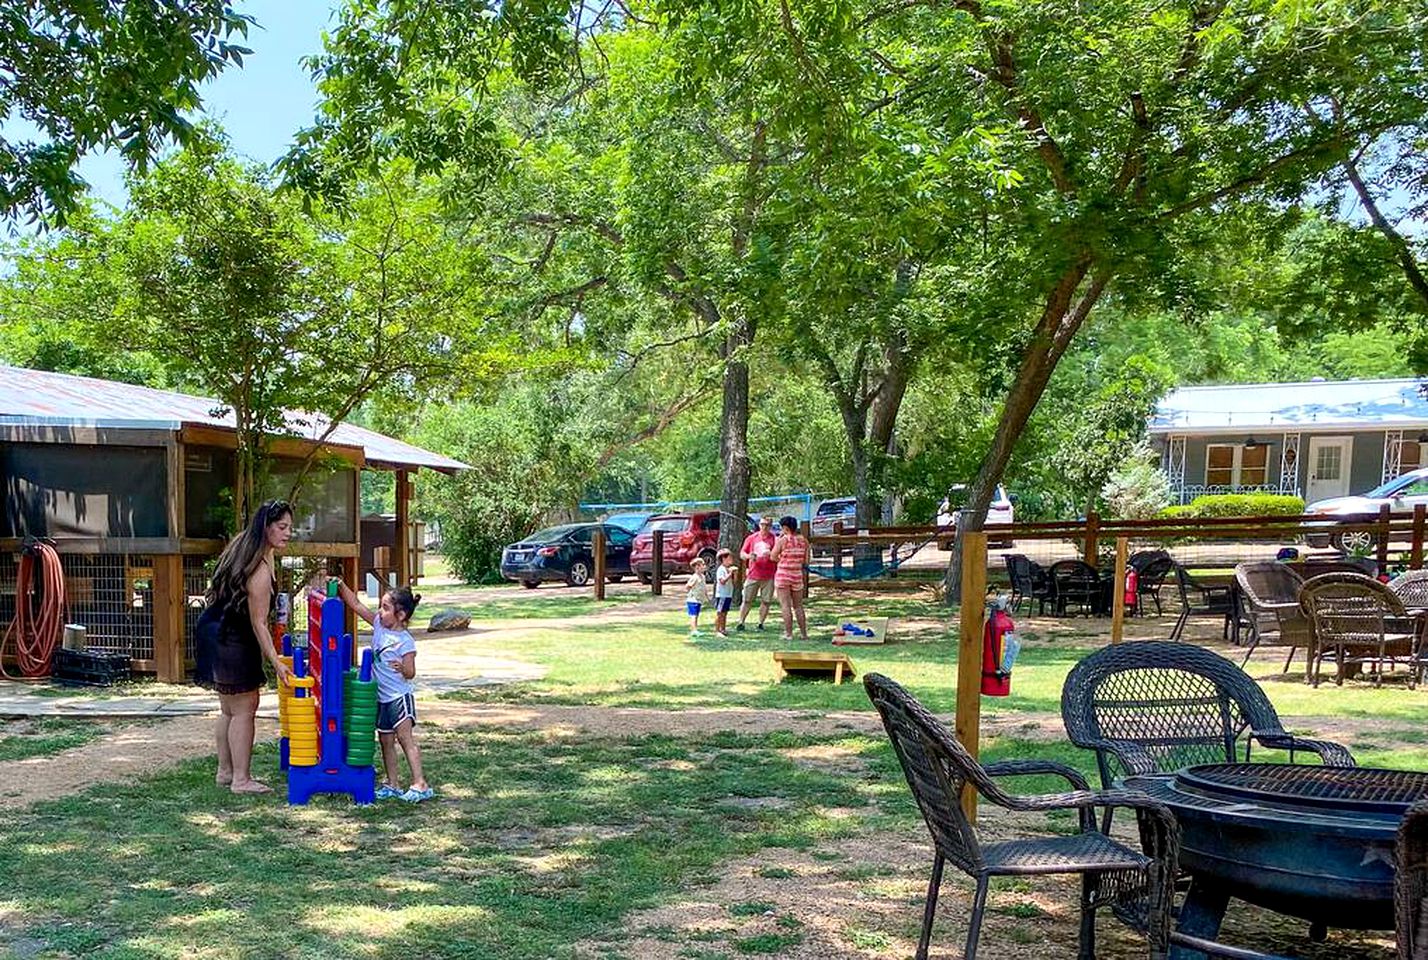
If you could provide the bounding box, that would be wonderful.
[630,511,752,582]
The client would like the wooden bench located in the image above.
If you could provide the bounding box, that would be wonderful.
[773,651,857,685]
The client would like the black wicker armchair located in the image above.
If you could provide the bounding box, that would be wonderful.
[865,673,1180,960]
[1233,561,1313,672]
[1061,641,1355,794]
[1130,551,1174,616]
[1050,559,1102,617]
[1399,798,1428,960]
[1005,554,1054,615]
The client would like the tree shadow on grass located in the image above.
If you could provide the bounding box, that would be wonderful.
[0,729,901,960]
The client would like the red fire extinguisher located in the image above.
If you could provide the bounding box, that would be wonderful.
[1124,566,1139,613]
[981,598,1018,697]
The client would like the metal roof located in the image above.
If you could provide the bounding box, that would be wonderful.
[1151,378,1428,435]
[0,365,468,473]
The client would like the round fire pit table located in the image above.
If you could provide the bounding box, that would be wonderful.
[1126,763,1428,960]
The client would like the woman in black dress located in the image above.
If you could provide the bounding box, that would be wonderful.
[194,499,295,794]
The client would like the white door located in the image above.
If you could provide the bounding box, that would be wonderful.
[1305,436,1353,503]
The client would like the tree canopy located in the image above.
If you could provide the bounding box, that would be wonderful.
[0,0,253,225]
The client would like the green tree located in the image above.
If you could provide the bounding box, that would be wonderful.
[0,1,252,225]
[0,136,484,526]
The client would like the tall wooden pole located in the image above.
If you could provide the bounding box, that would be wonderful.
[652,530,664,596]
[1083,511,1101,567]
[394,469,412,586]
[1110,536,1128,644]
[956,531,988,822]
[593,528,606,600]
[1412,504,1425,571]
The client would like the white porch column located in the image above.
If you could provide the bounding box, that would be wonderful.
[1279,433,1300,497]
[1383,430,1404,482]
[1167,435,1187,504]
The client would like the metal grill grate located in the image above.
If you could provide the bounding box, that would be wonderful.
[1180,763,1428,811]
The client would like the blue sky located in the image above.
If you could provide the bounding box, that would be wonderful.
[75,1,335,209]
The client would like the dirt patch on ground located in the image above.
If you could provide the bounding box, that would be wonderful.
[0,715,276,811]
[576,819,1398,960]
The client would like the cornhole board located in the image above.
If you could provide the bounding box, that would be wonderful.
[773,651,856,685]
[831,616,890,646]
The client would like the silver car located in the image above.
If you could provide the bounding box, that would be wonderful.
[1305,468,1428,551]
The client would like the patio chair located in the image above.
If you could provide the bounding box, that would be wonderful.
[1390,570,1428,687]
[1130,551,1174,616]
[1300,573,1419,688]
[1061,640,1355,796]
[864,673,1180,960]
[1050,559,1101,616]
[1398,798,1428,960]
[1233,562,1313,672]
[1004,554,1053,615]
[1169,563,1234,641]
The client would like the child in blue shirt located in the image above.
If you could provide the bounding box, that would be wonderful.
[333,580,433,803]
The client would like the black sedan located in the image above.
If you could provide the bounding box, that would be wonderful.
[500,523,634,588]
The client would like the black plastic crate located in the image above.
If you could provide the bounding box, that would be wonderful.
[53,648,132,687]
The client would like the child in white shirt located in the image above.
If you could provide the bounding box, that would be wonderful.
[685,557,710,638]
[714,548,736,637]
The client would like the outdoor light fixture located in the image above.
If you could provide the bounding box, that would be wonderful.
[1417,432,1428,445]
[1244,436,1260,450]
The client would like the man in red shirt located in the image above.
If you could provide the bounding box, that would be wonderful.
[736,516,778,631]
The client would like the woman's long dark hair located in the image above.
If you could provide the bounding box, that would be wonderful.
[206,500,292,611]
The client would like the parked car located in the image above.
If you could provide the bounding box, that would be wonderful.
[630,511,753,582]
[811,497,858,537]
[500,523,634,588]
[937,484,1015,548]
[603,511,653,533]
[1305,467,1428,551]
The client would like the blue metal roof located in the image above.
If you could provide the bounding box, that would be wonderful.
[1152,378,1428,435]
[0,365,468,473]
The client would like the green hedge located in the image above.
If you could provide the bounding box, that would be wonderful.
[1160,493,1306,520]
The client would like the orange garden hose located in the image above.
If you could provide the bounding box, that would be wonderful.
[1,540,68,680]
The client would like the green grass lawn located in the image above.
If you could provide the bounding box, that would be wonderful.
[437,591,1428,759]
[0,727,928,959]
[0,717,120,761]
[3,588,1423,959]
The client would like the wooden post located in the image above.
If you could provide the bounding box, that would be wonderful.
[652,530,664,596]
[394,469,412,586]
[1378,503,1392,572]
[1110,537,1128,644]
[593,527,606,600]
[801,520,812,596]
[1412,504,1425,571]
[341,555,359,636]
[832,520,844,582]
[151,554,186,682]
[1083,511,1101,567]
[956,531,988,822]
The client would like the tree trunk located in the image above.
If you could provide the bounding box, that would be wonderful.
[945,257,1112,602]
[718,316,755,555]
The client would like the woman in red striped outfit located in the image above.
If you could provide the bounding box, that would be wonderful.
[770,516,809,641]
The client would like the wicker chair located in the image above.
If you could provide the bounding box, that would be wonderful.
[1300,573,1419,688]
[1050,559,1102,616]
[1061,641,1355,795]
[1233,562,1313,672]
[865,673,1180,960]
[1004,554,1053,615]
[1169,563,1233,641]
[1390,570,1428,687]
[1130,551,1174,616]
[1399,798,1428,960]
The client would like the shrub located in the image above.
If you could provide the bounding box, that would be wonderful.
[1101,456,1172,520]
[1159,493,1305,519]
